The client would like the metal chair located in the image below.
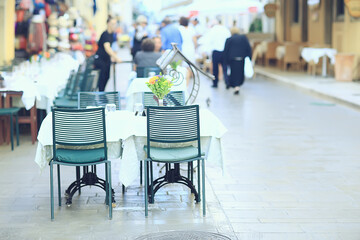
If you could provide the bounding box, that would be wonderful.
[144,105,205,217]
[50,107,112,220]
[54,56,97,108]
[143,91,185,107]
[78,91,120,109]
[136,66,161,78]
[0,108,20,150]
[139,91,185,185]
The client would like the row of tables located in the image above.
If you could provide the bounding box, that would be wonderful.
[0,53,80,145]
[2,54,228,190]
[255,41,337,77]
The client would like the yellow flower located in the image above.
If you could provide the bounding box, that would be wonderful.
[148,77,157,84]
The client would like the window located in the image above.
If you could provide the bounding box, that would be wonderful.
[335,0,345,21]
[293,0,299,23]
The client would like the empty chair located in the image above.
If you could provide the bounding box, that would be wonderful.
[283,43,301,71]
[265,41,280,66]
[144,105,205,217]
[49,107,112,220]
[78,91,121,110]
[0,108,20,150]
[143,91,185,107]
[136,66,161,78]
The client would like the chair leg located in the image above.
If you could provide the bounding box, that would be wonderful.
[76,166,81,195]
[150,161,154,203]
[105,163,109,202]
[197,160,201,202]
[191,162,194,184]
[144,160,148,217]
[50,162,54,220]
[57,165,61,206]
[15,114,19,146]
[10,114,13,151]
[202,159,206,216]
[107,162,112,220]
[140,160,143,185]
[187,162,190,179]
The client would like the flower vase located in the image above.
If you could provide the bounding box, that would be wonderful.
[158,98,164,106]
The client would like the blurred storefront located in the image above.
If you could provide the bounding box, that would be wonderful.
[0,0,133,65]
[0,0,15,65]
[275,0,360,79]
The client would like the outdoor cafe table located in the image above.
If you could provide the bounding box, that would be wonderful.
[301,47,337,77]
[1,52,79,113]
[35,109,227,187]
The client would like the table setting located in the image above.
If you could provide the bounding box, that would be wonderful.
[0,52,79,112]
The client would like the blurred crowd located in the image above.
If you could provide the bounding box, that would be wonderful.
[124,15,252,95]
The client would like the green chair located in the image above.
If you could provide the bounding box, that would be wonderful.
[144,105,205,217]
[0,108,20,151]
[136,66,161,78]
[140,91,186,185]
[78,91,121,109]
[54,56,97,108]
[50,107,112,220]
[143,91,185,107]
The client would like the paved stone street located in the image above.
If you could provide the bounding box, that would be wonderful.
[1,49,360,239]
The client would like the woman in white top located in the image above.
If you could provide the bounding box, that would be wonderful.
[178,17,196,63]
[178,17,197,84]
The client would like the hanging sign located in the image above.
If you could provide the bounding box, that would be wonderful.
[264,3,277,18]
[345,0,360,18]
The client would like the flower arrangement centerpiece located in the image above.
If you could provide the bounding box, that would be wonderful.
[146,73,173,106]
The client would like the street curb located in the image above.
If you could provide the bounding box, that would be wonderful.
[255,68,360,111]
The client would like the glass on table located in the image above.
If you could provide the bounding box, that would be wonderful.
[105,103,116,113]
[148,72,156,77]
[134,103,144,116]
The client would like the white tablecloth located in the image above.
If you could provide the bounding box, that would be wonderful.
[2,53,79,112]
[35,109,227,187]
[301,47,337,64]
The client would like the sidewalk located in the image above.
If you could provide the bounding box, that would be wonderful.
[255,66,360,110]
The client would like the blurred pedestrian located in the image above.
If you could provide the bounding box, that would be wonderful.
[131,15,149,59]
[94,16,122,91]
[223,27,252,95]
[190,17,205,40]
[153,36,162,52]
[178,17,196,63]
[204,19,231,88]
[133,38,162,70]
[160,17,182,51]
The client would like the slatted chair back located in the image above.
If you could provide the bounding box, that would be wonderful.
[284,43,300,63]
[143,91,185,107]
[52,108,107,162]
[79,56,96,92]
[78,91,121,110]
[89,70,100,91]
[146,105,201,155]
[136,66,161,78]
[61,70,76,97]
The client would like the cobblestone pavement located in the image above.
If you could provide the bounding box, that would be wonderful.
[1,49,360,239]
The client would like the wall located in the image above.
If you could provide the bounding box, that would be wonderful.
[289,0,303,43]
[332,7,360,79]
[307,2,325,44]
[72,0,108,39]
[0,0,15,65]
[290,24,302,42]
[275,0,284,42]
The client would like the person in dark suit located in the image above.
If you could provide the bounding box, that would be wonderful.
[223,27,252,95]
